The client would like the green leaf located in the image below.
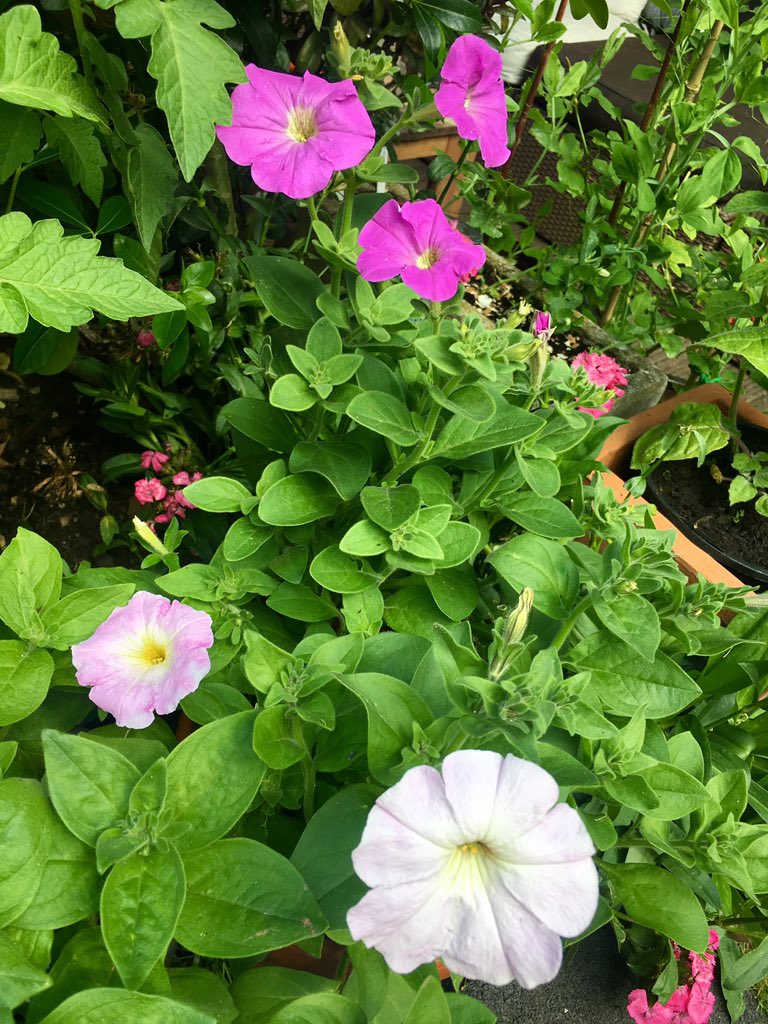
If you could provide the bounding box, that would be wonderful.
[223,519,271,561]
[435,397,540,458]
[601,862,708,950]
[40,584,134,649]
[167,967,237,1024]
[338,672,432,784]
[290,442,371,501]
[44,116,106,205]
[346,392,419,447]
[570,635,700,718]
[291,784,378,929]
[252,706,305,769]
[112,0,245,180]
[37,988,215,1024]
[412,0,483,32]
[0,213,181,334]
[125,122,178,249]
[435,521,481,568]
[634,763,710,820]
[245,255,325,329]
[181,475,252,513]
[592,592,661,658]
[101,845,185,990]
[729,475,758,504]
[403,977,450,1024]
[501,494,582,539]
[361,485,421,531]
[231,967,335,1024]
[221,396,297,452]
[0,641,52,726]
[723,934,768,990]
[176,838,327,958]
[631,403,729,469]
[267,582,337,622]
[310,546,378,594]
[0,929,50,1009]
[0,6,103,121]
[0,101,41,185]
[259,475,339,526]
[13,323,78,376]
[270,993,366,1024]
[489,535,578,619]
[15,807,99,929]
[157,564,219,601]
[0,526,61,636]
[163,711,265,851]
[426,567,478,621]
[270,374,316,412]
[339,520,391,557]
[0,778,51,927]
[42,730,140,846]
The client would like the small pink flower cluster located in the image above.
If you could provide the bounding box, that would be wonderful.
[134,450,202,525]
[627,930,719,1024]
[571,351,629,418]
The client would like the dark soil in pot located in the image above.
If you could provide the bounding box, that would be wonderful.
[464,926,766,1023]
[645,424,768,587]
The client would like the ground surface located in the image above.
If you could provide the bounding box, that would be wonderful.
[465,927,765,1024]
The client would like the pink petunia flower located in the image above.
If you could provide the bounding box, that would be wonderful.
[137,329,156,349]
[134,478,167,504]
[572,351,629,418]
[357,199,486,303]
[435,35,510,169]
[216,65,376,200]
[533,310,554,342]
[140,450,170,472]
[71,592,213,729]
[347,750,599,988]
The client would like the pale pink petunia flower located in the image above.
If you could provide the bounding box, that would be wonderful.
[134,478,167,504]
[216,65,376,200]
[71,591,213,729]
[347,750,599,988]
[140,450,169,472]
[435,35,510,169]
[572,351,629,417]
[357,199,486,303]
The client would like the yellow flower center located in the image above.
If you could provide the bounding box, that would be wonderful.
[442,840,494,903]
[138,638,167,667]
[287,107,319,144]
[416,246,440,269]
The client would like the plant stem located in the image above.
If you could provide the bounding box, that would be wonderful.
[292,715,316,823]
[69,0,95,89]
[383,374,460,484]
[203,140,238,236]
[552,594,593,650]
[602,17,725,326]
[726,358,747,434]
[331,171,356,298]
[502,0,571,177]
[4,165,22,215]
[436,138,473,209]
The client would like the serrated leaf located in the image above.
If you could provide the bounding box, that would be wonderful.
[112,0,246,180]
[0,6,104,122]
[125,122,178,249]
[44,116,106,205]
[0,101,41,185]
[0,212,182,333]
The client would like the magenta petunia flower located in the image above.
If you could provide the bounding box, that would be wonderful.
[71,592,214,729]
[572,351,629,418]
[357,199,486,302]
[435,35,510,169]
[347,750,598,988]
[216,65,376,200]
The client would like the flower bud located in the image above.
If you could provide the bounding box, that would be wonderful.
[332,21,352,74]
[503,587,534,646]
[528,339,549,390]
[132,516,169,556]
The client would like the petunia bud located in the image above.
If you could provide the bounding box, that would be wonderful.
[503,587,534,646]
[528,339,549,390]
[332,21,352,74]
[132,516,169,556]
[137,329,156,349]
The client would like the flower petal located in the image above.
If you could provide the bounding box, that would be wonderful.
[351,804,450,887]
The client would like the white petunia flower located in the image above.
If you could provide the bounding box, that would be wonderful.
[347,749,599,988]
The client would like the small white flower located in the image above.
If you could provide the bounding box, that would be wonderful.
[347,750,598,988]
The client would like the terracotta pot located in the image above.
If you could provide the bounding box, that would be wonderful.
[598,384,768,589]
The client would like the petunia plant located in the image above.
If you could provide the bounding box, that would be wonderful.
[3,18,768,1024]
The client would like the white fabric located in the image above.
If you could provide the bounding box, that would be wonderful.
[498,0,648,84]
